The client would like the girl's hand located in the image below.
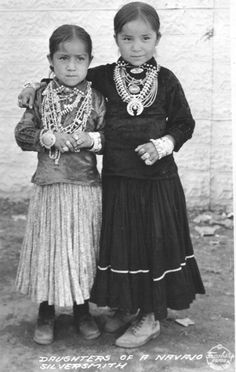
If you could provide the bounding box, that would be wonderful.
[18,88,36,109]
[54,133,77,153]
[72,132,93,150]
[135,142,159,166]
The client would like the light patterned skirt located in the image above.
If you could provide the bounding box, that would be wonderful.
[16,183,102,308]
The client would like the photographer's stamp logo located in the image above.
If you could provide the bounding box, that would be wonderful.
[206,344,234,370]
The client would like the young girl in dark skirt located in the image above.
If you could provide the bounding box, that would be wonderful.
[18,1,205,348]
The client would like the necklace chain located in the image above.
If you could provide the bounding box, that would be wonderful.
[114,60,160,116]
[41,80,93,163]
[53,81,85,115]
[42,80,92,134]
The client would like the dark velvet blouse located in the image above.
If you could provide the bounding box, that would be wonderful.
[87,61,195,180]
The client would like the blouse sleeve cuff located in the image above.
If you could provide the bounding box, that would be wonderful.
[166,128,184,152]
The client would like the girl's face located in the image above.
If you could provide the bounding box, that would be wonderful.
[48,38,91,87]
[115,18,159,66]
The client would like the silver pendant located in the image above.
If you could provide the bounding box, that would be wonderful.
[128,84,140,94]
[127,99,144,116]
[64,87,72,93]
[130,67,144,74]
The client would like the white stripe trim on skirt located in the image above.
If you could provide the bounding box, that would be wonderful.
[97,254,195,281]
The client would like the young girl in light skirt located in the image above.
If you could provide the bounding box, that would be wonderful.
[15,24,105,345]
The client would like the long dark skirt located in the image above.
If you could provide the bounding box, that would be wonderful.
[91,175,205,320]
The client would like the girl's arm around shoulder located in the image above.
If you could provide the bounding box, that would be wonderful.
[160,67,195,151]
[15,87,45,152]
[88,88,106,154]
[87,63,116,93]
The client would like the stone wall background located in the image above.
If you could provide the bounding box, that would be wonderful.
[0,0,232,210]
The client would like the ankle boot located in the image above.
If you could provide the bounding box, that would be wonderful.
[73,301,101,340]
[33,301,55,345]
[115,312,160,348]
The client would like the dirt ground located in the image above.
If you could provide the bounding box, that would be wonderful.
[0,199,234,372]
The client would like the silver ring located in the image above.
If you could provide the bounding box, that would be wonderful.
[62,146,69,152]
[143,152,150,160]
[145,159,152,166]
[66,140,71,146]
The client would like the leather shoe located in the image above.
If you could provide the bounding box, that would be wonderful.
[33,317,55,345]
[104,310,139,333]
[115,313,160,348]
[77,314,101,340]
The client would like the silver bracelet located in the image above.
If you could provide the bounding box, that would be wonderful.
[88,132,102,152]
[150,136,174,159]
[40,129,56,149]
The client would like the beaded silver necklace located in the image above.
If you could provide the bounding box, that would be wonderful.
[41,80,92,163]
[42,80,92,133]
[114,60,160,116]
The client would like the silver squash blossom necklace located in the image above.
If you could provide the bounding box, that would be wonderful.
[114,60,160,116]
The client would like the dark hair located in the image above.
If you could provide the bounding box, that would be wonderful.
[114,1,161,38]
[49,24,92,58]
